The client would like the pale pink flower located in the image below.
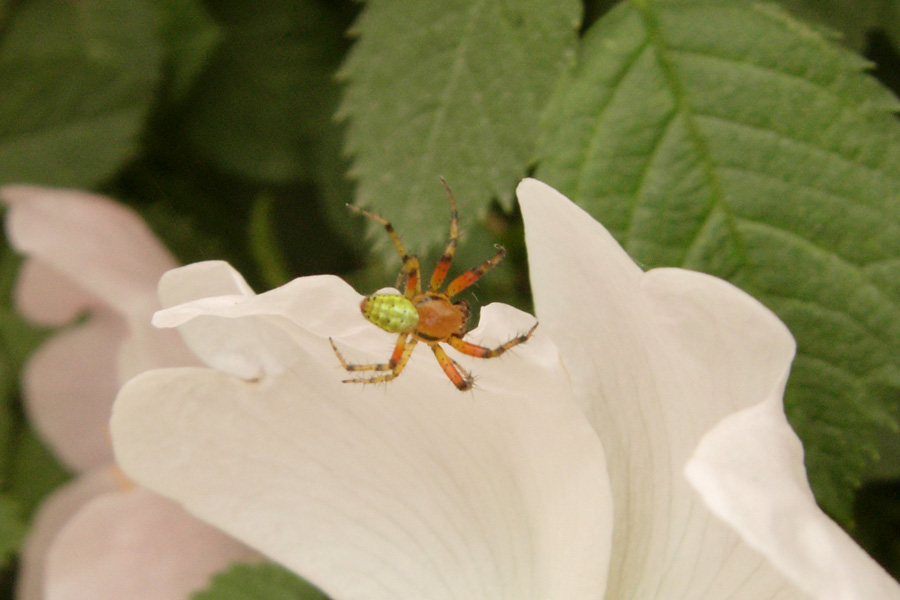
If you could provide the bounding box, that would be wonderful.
[3,186,257,600]
[110,180,900,599]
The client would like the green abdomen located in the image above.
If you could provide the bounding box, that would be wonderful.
[361,294,419,333]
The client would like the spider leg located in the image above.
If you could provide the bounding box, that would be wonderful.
[329,335,418,384]
[447,322,538,359]
[429,177,460,291]
[431,343,474,391]
[395,256,421,298]
[347,204,421,297]
[445,244,506,298]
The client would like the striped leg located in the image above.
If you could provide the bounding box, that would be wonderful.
[397,256,421,298]
[429,177,460,291]
[330,335,418,384]
[431,344,474,391]
[445,244,506,297]
[447,322,538,358]
[346,204,421,297]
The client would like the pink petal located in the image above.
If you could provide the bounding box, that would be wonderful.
[23,314,125,470]
[44,487,260,600]
[16,468,119,600]
[13,260,97,326]
[2,185,177,317]
[5,185,198,468]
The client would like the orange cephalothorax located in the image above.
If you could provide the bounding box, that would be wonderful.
[413,295,468,341]
[330,178,537,391]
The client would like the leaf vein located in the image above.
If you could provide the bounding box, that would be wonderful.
[693,112,900,193]
[622,107,680,244]
[737,219,900,348]
[713,165,900,257]
[420,0,486,194]
[573,36,651,202]
[668,45,858,110]
[633,1,749,280]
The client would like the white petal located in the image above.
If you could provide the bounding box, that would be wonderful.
[157,260,256,308]
[116,316,200,384]
[23,314,125,470]
[16,468,119,600]
[44,487,259,600]
[686,398,900,599]
[5,185,196,465]
[518,178,828,598]
[2,185,176,317]
[112,274,612,600]
[152,273,377,379]
[151,261,263,379]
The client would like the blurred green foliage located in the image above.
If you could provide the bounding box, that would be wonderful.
[191,563,329,600]
[0,0,899,597]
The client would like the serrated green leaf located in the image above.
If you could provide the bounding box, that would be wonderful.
[182,0,347,183]
[338,0,581,257]
[773,0,900,54]
[775,0,881,50]
[537,0,900,522]
[192,563,329,600]
[0,0,163,187]
[0,495,24,567]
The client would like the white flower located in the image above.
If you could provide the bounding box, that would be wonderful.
[111,179,900,599]
[3,186,257,600]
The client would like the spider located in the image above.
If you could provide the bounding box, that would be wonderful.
[329,178,538,391]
